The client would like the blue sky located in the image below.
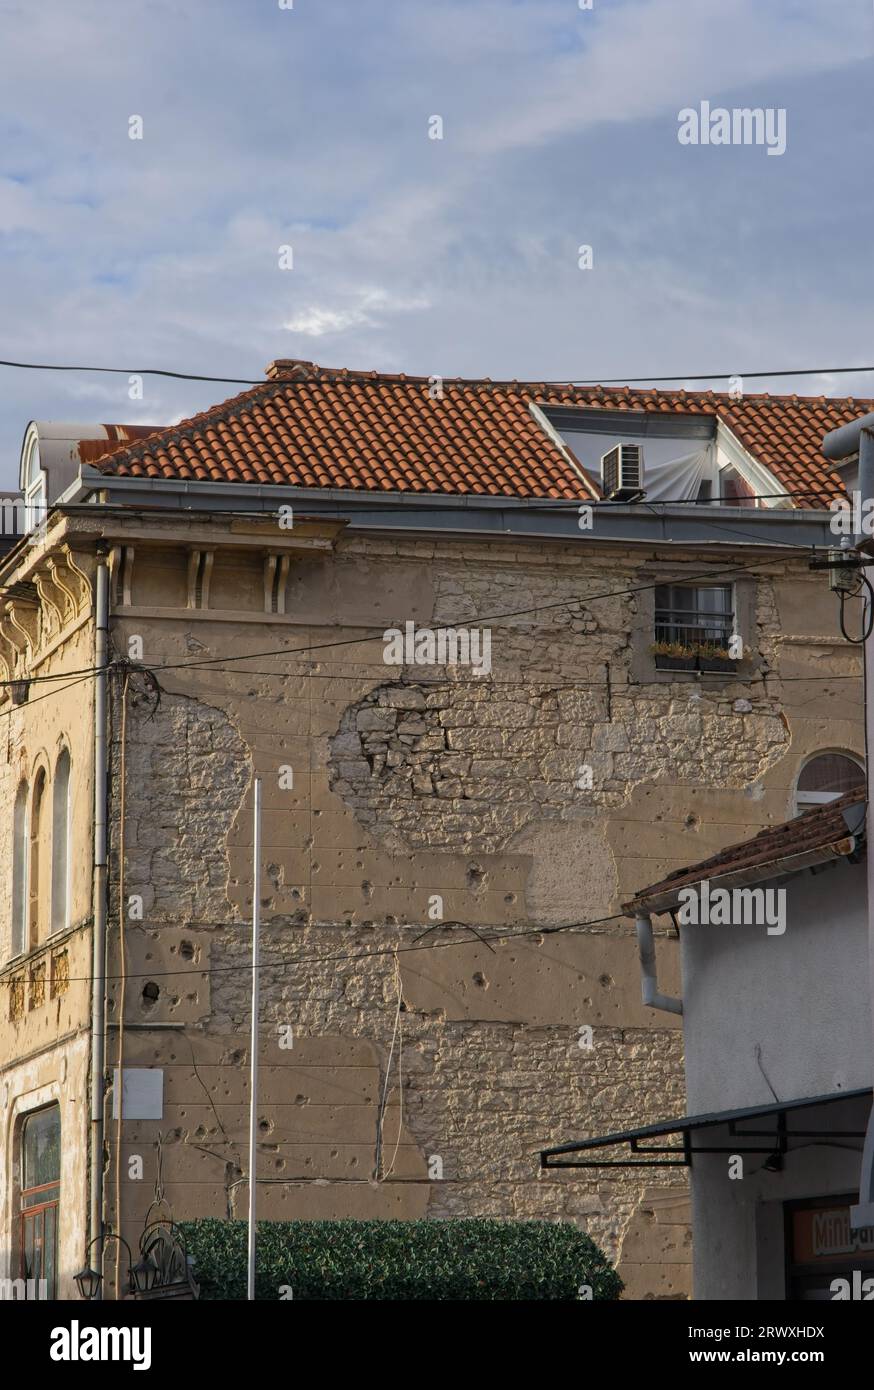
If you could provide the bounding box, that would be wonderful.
[0,0,873,487]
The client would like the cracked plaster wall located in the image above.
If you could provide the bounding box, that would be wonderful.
[12,532,859,1300]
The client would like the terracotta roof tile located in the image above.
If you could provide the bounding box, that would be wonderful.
[86,361,873,505]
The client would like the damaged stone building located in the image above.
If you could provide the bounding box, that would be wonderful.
[0,363,865,1299]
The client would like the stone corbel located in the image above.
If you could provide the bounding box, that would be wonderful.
[0,628,18,684]
[47,549,91,621]
[109,545,136,608]
[32,565,66,641]
[263,552,291,614]
[62,549,94,613]
[263,554,277,613]
[2,600,39,660]
[186,550,213,610]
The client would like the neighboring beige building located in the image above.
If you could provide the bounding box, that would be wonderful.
[0,364,865,1299]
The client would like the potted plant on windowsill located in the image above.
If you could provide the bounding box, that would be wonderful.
[652,640,697,671]
[651,640,740,673]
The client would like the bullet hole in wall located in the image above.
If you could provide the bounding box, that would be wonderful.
[141,981,160,1009]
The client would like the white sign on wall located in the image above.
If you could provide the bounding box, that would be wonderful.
[112,1068,164,1120]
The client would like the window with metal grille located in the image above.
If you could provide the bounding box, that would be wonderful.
[654,584,734,649]
[19,1104,60,1298]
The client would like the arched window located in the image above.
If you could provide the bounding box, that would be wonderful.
[22,434,46,534]
[28,769,47,949]
[795,752,865,814]
[19,1103,61,1298]
[11,781,28,958]
[51,750,71,934]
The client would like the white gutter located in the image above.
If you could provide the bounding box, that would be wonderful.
[635,914,683,1015]
[89,551,109,1284]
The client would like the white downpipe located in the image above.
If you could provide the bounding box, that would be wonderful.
[89,554,110,1280]
[636,914,683,1015]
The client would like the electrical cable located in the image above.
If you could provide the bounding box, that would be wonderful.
[0,553,783,692]
[0,911,630,988]
[131,556,821,681]
[839,575,874,644]
[2,355,874,388]
[0,549,829,690]
[374,949,404,1183]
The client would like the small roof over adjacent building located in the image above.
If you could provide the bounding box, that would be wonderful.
[624,791,866,917]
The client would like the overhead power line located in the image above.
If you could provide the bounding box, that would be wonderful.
[0,358,263,386]
[2,355,874,390]
[0,555,786,687]
[0,547,859,694]
[0,912,630,988]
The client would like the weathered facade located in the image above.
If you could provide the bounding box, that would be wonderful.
[0,368,864,1299]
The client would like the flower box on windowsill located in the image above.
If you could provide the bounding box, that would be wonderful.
[698,656,736,674]
[654,653,697,672]
[652,646,740,675]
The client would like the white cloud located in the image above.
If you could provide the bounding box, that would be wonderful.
[282,287,430,337]
[0,0,872,488]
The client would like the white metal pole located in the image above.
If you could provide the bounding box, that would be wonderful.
[247,777,262,1300]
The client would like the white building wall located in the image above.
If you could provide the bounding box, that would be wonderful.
[681,855,870,1113]
[679,853,872,1299]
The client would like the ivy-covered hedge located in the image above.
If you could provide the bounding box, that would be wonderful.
[179,1218,623,1301]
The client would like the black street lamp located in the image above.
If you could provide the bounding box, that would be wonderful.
[74,1233,134,1300]
[76,1218,198,1301]
[131,1248,161,1295]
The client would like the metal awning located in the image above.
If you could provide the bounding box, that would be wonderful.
[540,1087,872,1169]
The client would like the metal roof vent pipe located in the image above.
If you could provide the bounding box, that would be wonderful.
[823,412,874,546]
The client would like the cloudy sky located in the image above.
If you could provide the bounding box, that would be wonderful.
[0,0,872,488]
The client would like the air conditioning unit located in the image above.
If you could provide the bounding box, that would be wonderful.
[600,443,644,500]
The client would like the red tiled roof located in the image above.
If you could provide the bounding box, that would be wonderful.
[624,791,866,913]
[87,360,873,505]
[74,424,163,465]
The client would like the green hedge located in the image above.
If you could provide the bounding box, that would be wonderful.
[179,1218,623,1301]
